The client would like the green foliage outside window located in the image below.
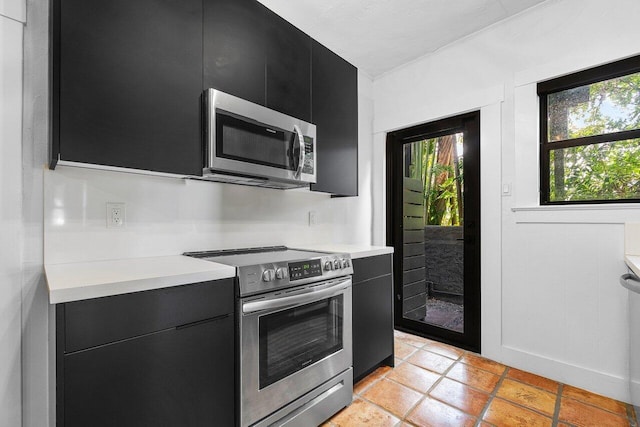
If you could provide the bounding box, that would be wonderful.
[546,71,640,202]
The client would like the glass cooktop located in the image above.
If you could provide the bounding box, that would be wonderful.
[184,246,327,267]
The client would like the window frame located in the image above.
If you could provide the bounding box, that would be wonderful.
[538,54,640,205]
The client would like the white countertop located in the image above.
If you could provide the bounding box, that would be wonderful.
[626,255,640,278]
[45,255,236,304]
[292,244,394,259]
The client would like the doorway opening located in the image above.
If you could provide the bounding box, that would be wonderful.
[386,111,480,352]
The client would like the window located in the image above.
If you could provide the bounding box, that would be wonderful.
[538,55,640,204]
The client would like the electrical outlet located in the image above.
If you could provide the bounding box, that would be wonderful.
[106,202,126,228]
[308,210,317,227]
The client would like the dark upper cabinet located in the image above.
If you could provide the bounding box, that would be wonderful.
[53,0,203,176]
[52,0,358,190]
[203,0,267,105]
[310,40,359,196]
[265,13,311,122]
[204,0,311,121]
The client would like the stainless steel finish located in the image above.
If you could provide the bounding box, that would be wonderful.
[252,368,353,427]
[276,267,288,280]
[293,124,304,179]
[262,269,276,282]
[239,277,352,427]
[203,89,316,187]
[235,254,353,297]
[242,277,350,314]
[621,272,640,294]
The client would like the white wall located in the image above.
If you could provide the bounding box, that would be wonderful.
[1,2,24,426]
[373,0,640,403]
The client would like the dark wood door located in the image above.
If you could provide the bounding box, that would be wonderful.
[387,111,481,352]
[265,13,311,121]
[203,0,267,106]
[63,316,234,427]
[55,0,203,175]
[310,40,358,196]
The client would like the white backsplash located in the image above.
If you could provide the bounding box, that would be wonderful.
[44,166,371,264]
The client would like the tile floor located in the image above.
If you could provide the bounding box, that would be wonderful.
[325,330,638,427]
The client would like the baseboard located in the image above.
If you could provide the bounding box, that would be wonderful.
[500,345,635,405]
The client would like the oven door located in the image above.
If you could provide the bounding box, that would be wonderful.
[239,277,352,427]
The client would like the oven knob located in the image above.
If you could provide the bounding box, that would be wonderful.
[333,259,341,269]
[262,269,276,282]
[275,267,288,280]
[341,259,349,268]
[324,261,333,271]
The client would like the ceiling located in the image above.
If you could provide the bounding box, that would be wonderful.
[257,0,549,78]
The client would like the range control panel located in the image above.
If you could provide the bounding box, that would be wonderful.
[289,259,322,280]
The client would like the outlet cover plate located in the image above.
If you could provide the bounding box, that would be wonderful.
[106,202,126,228]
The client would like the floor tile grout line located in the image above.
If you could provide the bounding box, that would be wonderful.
[356,383,415,422]
[485,374,561,421]
[474,365,510,426]
[390,346,465,423]
[627,403,639,427]
[552,383,564,426]
[400,351,479,423]
[561,394,632,419]
[394,333,633,426]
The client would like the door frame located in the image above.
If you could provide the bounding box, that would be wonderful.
[386,111,481,352]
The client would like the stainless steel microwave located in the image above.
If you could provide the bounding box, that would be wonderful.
[202,89,317,189]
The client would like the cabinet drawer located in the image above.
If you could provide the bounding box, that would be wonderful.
[353,254,392,284]
[63,316,234,427]
[63,279,234,353]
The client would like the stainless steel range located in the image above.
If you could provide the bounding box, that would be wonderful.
[185,246,353,427]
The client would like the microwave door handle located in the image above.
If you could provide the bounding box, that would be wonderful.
[293,125,304,178]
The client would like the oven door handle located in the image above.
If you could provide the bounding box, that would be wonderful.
[242,278,351,314]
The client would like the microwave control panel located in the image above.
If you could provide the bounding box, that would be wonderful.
[302,136,314,174]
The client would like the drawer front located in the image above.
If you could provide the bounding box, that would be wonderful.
[352,254,392,284]
[64,279,234,353]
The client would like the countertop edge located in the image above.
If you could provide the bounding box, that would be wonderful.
[625,255,640,278]
[292,244,394,259]
[45,256,236,304]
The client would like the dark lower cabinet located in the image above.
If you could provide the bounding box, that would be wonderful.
[352,254,394,382]
[56,279,235,427]
[310,40,359,197]
[52,0,203,175]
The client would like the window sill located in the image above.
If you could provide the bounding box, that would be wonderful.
[511,204,640,224]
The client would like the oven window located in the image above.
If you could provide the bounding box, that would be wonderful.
[259,295,343,389]
[216,110,296,171]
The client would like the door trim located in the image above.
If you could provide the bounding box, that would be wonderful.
[386,111,481,352]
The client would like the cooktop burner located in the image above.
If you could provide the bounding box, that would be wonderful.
[184,246,353,296]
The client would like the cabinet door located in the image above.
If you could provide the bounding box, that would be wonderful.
[265,13,311,122]
[353,275,394,381]
[310,41,358,196]
[203,0,267,106]
[63,315,234,427]
[56,0,203,176]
